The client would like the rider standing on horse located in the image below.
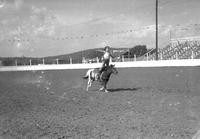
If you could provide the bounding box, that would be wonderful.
[98,46,114,79]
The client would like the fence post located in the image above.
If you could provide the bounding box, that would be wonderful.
[56,59,59,64]
[70,57,72,64]
[15,60,18,66]
[191,51,194,59]
[122,55,124,62]
[110,57,112,63]
[176,52,178,60]
[43,59,45,65]
[82,57,84,63]
[160,53,162,60]
[134,55,136,61]
[146,53,148,61]
[30,59,32,66]
[96,57,99,63]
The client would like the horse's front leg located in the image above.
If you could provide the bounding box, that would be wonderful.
[103,81,109,92]
[99,80,107,91]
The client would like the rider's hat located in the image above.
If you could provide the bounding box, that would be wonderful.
[104,45,110,51]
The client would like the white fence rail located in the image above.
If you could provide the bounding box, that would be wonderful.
[0,59,200,72]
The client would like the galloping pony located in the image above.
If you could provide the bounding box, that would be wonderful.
[83,64,118,92]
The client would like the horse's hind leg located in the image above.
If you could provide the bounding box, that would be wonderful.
[86,71,91,91]
[86,79,93,91]
[86,80,90,91]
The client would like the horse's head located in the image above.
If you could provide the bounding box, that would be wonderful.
[109,64,118,75]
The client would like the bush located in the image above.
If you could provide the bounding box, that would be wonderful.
[123,45,147,58]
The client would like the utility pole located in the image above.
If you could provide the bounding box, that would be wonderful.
[169,29,172,47]
[156,0,158,60]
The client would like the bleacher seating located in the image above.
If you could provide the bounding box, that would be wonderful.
[148,40,200,60]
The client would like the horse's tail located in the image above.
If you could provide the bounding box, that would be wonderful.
[82,69,92,79]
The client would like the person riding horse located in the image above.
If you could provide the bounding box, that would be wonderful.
[83,64,118,92]
[97,46,114,80]
[83,45,117,92]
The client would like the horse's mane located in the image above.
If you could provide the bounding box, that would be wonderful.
[107,64,114,69]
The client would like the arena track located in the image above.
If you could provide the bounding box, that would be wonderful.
[0,67,200,139]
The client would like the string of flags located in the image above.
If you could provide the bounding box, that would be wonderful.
[5,23,200,43]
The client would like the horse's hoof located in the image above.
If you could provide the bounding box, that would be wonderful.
[99,87,104,91]
[104,89,109,93]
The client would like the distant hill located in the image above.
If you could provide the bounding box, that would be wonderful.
[0,47,129,65]
[0,47,156,66]
[43,47,129,64]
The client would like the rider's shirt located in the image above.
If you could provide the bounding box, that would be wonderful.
[103,52,110,60]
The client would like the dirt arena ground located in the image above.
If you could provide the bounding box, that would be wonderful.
[0,67,200,139]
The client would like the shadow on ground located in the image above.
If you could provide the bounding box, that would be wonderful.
[108,87,141,92]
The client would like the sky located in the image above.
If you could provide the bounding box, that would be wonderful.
[0,0,200,57]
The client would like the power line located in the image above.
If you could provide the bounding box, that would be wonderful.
[4,23,200,43]
[159,0,185,7]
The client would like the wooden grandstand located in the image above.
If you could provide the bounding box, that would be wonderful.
[147,36,200,60]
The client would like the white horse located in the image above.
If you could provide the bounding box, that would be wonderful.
[83,64,118,92]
